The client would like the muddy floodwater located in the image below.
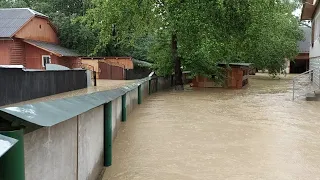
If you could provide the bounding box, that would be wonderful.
[103,74,320,180]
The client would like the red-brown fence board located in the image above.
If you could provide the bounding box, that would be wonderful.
[98,62,125,80]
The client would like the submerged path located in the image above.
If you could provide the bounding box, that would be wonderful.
[103,74,320,180]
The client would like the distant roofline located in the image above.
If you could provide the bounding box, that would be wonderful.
[80,57,133,60]
[0,8,48,18]
[0,8,53,38]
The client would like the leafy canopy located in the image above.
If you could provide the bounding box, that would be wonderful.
[0,0,303,77]
[84,0,303,76]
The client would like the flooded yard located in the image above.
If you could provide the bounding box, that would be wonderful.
[103,74,320,180]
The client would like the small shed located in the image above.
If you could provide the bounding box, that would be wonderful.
[191,63,251,89]
[80,57,134,79]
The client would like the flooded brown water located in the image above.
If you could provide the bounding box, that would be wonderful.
[103,74,320,180]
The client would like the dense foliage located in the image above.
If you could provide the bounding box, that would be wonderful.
[0,0,303,81]
[84,0,303,81]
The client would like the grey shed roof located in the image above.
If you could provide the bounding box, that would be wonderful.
[298,26,311,53]
[0,8,47,38]
[24,40,80,57]
[132,59,152,67]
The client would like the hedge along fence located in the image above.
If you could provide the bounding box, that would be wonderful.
[0,67,87,107]
[0,74,173,180]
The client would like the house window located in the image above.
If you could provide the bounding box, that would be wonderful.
[42,55,51,67]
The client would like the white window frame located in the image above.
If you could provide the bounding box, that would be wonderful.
[42,55,51,67]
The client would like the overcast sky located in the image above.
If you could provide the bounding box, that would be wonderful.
[293,7,302,17]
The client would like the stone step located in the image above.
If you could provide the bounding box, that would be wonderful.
[314,90,320,98]
[306,93,320,101]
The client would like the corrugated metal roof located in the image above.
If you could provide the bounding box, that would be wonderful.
[0,134,18,158]
[0,78,149,132]
[133,59,153,67]
[0,8,47,37]
[298,26,311,53]
[24,40,80,57]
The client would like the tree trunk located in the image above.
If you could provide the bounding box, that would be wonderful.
[171,33,184,90]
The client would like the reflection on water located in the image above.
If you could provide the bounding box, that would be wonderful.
[103,74,320,180]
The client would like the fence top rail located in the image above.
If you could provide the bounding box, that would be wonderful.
[293,69,317,79]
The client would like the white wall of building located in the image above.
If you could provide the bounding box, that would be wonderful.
[310,6,320,86]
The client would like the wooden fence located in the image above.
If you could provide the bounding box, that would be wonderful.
[0,68,87,106]
[98,62,125,80]
[125,67,152,80]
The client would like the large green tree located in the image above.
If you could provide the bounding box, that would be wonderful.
[1,0,303,81]
[244,0,303,75]
[84,0,251,88]
[84,0,302,86]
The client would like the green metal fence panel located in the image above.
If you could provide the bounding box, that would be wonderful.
[0,129,25,180]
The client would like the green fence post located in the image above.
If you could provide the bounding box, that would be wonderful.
[0,128,25,180]
[138,85,142,104]
[122,94,127,122]
[148,79,151,95]
[156,78,158,92]
[104,102,112,167]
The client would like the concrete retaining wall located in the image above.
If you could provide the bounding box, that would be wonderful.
[24,117,77,180]
[23,77,171,180]
[112,97,122,141]
[142,80,149,100]
[126,88,138,115]
[78,106,104,180]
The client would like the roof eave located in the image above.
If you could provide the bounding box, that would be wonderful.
[24,40,62,57]
[301,1,319,20]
